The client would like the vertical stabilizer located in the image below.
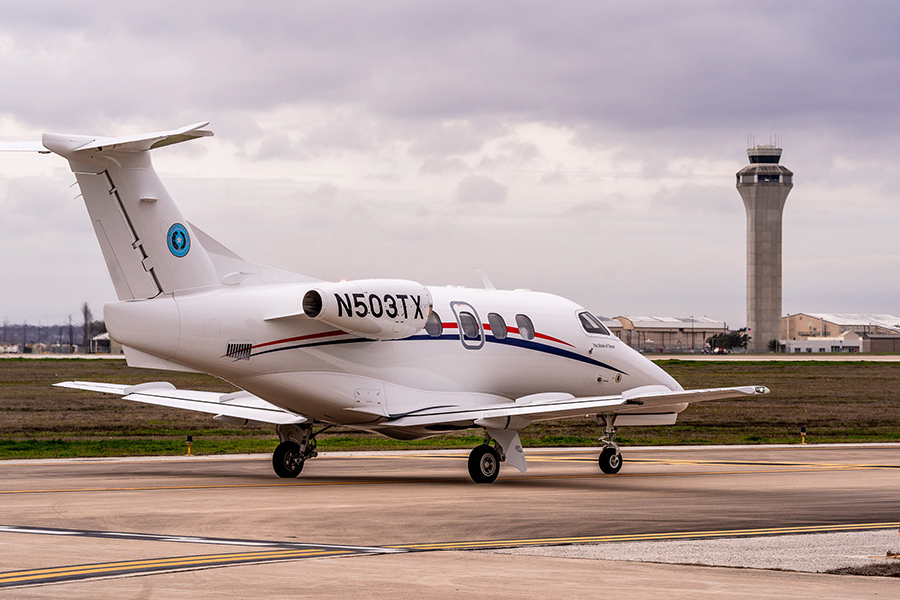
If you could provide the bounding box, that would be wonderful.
[41,123,220,300]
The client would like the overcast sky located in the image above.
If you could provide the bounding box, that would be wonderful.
[1,1,898,329]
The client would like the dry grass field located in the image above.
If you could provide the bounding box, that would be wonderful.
[1,357,898,458]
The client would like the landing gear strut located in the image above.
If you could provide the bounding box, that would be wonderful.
[272,423,331,478]
[597,414,623,474]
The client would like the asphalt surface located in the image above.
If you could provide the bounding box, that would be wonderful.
[1,444,899,597]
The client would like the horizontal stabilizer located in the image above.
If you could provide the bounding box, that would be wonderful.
[54,381,306,425]
[48,122,213,155]
[1,123,213,156]
[0,141,50,153]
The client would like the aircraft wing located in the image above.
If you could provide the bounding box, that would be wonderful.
[383,385,768,428]
[54,381,307,426]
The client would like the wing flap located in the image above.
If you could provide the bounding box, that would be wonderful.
[383,385,768,429]
[384,395,628,428]
[54,381,306,425]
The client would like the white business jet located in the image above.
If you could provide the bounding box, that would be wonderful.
[5,123,767,483]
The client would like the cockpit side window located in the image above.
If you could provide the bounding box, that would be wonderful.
[578,311,611,336]
[515,314,535,340]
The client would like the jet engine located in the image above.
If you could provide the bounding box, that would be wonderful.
[302,279,433,341]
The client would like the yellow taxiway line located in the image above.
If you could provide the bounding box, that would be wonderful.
[0,548,350,586]
[2,521,895,588]
[389,522,900,551]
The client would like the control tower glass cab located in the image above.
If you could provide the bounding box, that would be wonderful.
[736,146,793,353]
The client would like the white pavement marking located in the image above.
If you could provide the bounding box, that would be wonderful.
[495,529,900,573]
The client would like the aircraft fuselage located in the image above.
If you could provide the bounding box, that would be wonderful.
[106,283,681,439]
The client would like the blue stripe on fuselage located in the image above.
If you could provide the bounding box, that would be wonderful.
[249,333,627,375]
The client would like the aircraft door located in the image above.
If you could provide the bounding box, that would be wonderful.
[450,301,484,350]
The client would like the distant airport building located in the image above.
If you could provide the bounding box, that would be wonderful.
[780,313,900,353]
[782,332,863,354]
[737,145,793,352]
[782,313,900,338]
[90,332,123,355]
[860,334,900,353]
[610,316,727,353]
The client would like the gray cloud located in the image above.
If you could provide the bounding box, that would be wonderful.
[1,1,896,139]
[454,175,509,204]
[2,1,899,325]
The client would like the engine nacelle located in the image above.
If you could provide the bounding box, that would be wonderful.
[302,279,433,341]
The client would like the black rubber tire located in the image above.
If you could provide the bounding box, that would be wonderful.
[272,441,304,478]
[467,444,501,483]
[598,447,623,474]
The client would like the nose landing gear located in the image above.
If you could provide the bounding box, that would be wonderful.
[597,414,623,474]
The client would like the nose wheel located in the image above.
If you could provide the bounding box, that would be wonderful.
[598,446,622,474]
[597,414,623,474]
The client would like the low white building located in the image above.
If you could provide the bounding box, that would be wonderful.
[780,313,899,353]
[782,331,863,354]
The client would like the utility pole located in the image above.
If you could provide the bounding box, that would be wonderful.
[81,302,92,354]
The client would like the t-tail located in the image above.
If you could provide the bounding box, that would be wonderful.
[39,122,220,300]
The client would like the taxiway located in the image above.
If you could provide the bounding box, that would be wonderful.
[1,445,898,597]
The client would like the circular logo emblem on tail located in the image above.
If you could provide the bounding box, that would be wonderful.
[167,223,190,257]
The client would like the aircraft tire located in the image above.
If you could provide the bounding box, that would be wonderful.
[467,444,501,483]
[598,447,622,474]
[273,441,304,478]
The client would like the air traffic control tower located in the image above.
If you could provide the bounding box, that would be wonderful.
[736,145,793,353]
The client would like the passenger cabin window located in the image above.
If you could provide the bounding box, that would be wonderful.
[515,314,535,340]
[451,301,485,350]
[578,311,611,336]
[488,313,507,340]
[459,312,480,340]
[425,312,442,337]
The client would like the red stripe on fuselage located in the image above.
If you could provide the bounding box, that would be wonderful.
[253,330,346,350]
[247,323,573,357]
[442,322,573,347]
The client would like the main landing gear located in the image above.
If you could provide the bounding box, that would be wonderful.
[597,414,623,474]
[272,423,332,478]
[467,443,502,484]
[466,427,529,483]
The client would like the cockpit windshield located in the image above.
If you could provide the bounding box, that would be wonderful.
[578,311,611,336]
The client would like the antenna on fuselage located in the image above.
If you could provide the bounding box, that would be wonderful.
[476,270,496,290]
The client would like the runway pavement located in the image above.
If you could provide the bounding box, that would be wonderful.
[1,444,898,597]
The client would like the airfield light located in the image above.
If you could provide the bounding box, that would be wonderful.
[800,426,806,445]
[186,435,193,455]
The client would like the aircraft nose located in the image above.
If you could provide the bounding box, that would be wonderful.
[619,346,682,391]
